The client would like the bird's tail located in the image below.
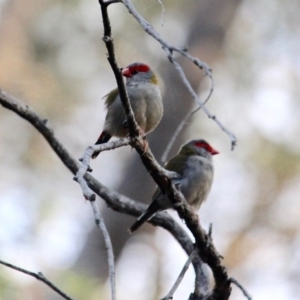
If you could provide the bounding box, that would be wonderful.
[92,131,112,159]
[128,201,161,233]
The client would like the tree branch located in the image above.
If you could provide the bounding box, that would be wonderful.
[75,139,129,201]
[0,260,74,300]
[95,2,233,299]
[0,88,205,296]
[229,278,252,300]
[98,0,141,139]
[0,2,242,298]
[161,249,198,300]
[121,0,237,152]
[90,201,116,300]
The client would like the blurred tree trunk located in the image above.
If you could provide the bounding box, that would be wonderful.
[76,0,242,280]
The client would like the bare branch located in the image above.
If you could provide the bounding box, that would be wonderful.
[161,249,199,300]
[121,0,211,73]
[0,2,238,297]
[75,139,129,201]
[95,2,233,299]
[96,0,192,206]
[229,278,252,300]
[156,0,166,27]
[0,88,205,290]
[91,138,129,159]
[161,73,215,163]
[90,201,116,300]
[91,3,233,290]
[167,198,231,300]
[161,107,198,163]
[164,48,237,150]
[120,0,237,151]
[0,259,74,300]
[98,0,141,141]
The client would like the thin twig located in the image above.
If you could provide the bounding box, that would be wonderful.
[156,0,166,27]
[161,249,198,300]
[0,260,74,300]
[0,88,203,294]
[95,1,233,299]
[96,0,186,194]
[94,3,145,296]
[165,48,237,150]
[98,0,141,140]
[75,139,129,201]
[121,0,237,151]
[91,138,129,159]
[230,278,252,300]
[161,73,214,163]
[121,0,211,74]
[161,107,198,163]
[1,0,235,290]
[90,201,116,300]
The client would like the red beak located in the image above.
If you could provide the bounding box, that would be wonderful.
[122,68,131,78]
[210,148,219,155]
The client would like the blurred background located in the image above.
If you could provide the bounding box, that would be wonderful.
[0,0,300,299]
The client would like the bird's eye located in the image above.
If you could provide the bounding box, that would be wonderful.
[131,69,138,75]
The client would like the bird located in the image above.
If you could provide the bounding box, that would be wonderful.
[128,139,219,233]
[92,62,163,159]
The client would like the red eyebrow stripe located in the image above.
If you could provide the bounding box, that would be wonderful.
[194,141,219,155]
[194,141,207,148]
[129,64,150,73]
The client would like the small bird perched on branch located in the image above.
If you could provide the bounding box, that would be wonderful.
[92,62,163,159]
[128,139,219,233]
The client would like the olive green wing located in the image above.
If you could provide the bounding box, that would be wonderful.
[164,154,187,174]
[103,88,119,108]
